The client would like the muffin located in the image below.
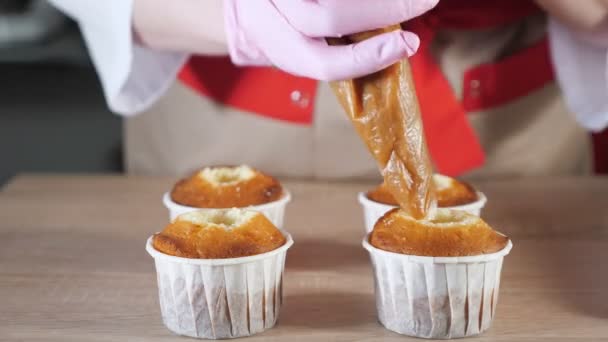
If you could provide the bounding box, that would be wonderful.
[146,209,294,339]
[359,174,487,233]
[171,165,283,208]
[363,209,512,339]
[153,209,286,259]
[163,165,291,227]
[369,208,507,257]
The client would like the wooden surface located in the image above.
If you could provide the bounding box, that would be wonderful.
[1,174,608,341]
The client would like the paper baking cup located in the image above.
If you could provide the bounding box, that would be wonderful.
[163,191,291,228]
[358,192,487,234]
[363,237,512,339]
[146,233,293,339]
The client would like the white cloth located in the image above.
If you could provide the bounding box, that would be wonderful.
[48,0,187,115]
[549,18,608,132]
[49,0,608,132]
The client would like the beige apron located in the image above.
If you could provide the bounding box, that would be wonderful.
[125,16,591,180]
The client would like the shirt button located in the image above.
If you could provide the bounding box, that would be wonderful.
[291,90,302,102]
[291,90,310,108]
[470,79,481,98]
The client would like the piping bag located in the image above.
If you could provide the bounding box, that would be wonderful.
[328,26,436,219]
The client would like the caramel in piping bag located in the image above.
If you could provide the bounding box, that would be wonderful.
[329,27,436,219]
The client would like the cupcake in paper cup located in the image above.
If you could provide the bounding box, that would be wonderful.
[363,208,512,339]
[163,165,291,228]
[146,208,293,339]
[359,174,487,233]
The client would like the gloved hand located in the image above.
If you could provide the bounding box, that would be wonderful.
[224,0,439,81]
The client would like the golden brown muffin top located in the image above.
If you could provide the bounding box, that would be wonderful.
[367,174,479,207]
[153,209,286,259]
[170,165,283,208]
[369,208,509,257]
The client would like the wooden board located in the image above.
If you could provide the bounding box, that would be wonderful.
[1,174,608,341]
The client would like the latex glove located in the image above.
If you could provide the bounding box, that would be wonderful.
[224,0,439,81]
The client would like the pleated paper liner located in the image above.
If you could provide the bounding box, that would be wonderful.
[363,237,512,339]
[146,233,294,339]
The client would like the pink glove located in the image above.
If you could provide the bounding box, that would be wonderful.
[224,0,438,81]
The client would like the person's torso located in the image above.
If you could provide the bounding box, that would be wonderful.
[124,2,591,180]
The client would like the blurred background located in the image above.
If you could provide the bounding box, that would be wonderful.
[0,0,122,185]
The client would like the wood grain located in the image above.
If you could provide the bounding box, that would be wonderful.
[1,174,608,341]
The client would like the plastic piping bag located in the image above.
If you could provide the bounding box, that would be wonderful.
[329,26,436,219]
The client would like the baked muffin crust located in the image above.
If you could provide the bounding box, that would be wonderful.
[171,165,283,208]
[369,208,509,257]
[153,209,286,259]
[367,174,479,207]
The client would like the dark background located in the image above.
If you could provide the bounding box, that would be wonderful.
[0,1,122,185]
